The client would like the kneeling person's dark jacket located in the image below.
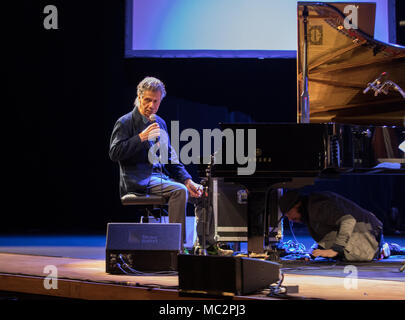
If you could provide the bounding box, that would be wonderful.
[302,192,382,262]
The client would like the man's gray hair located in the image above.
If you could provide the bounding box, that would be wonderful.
[134,76,166,107]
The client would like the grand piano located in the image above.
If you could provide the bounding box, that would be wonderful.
[201,2,405,254]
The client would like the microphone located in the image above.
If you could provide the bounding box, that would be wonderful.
[363,72,387,94]
[148,114,160,142]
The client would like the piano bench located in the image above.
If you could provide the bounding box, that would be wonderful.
[121,193,167,206]
[121,193,168,223]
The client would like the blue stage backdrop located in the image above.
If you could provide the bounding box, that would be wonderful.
[125,0,392,58]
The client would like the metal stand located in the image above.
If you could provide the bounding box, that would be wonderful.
[363,72,405,99]
[197,154,215,256]
[300,5,310,124]
[198,181,208,256]
[159,147,164,219]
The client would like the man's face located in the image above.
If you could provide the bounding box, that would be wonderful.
[138,90,162,119]
[285,202,303,223]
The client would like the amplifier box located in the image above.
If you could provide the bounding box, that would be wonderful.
[178,254,280,296]
[212,178,248,242]
[105,223,181,274]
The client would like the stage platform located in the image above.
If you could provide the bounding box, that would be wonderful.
[0,234,404,301]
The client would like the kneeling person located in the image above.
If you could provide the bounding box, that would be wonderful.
[279,190,383,262]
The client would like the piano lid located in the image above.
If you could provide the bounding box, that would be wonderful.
[297,2,405,126]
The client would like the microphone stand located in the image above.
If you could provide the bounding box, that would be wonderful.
[158,140,163,220]
[198,154,214,256]
[198,180,208,256]
[363,72,405,99]
[300,5,310,124]
[150,114,164,220]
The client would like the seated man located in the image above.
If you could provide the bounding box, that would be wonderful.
[279,190,385,262]
[109,76,203,250]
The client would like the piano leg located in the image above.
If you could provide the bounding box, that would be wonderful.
[246,178,316,255]
[247,190,266,253]
[247,188,283,256]
[266,189,283,246]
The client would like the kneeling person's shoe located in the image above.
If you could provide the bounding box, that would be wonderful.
[380,242,391,259]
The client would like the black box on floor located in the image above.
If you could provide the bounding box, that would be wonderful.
[178,254,280,296]
[212,178,248,242]
[105,223,181,274]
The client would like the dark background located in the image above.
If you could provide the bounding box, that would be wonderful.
[4,0,405,234]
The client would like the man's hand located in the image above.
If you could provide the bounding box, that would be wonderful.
[311,249,338,258]
[184,179,203,198]
[139,123,160,142]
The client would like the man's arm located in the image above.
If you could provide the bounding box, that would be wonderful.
[311,200,356,258]
[158,120,202,197]
[184,179,203,198]
[312,216,356,258]
[109,120,149,162]
[158,119,192,181]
